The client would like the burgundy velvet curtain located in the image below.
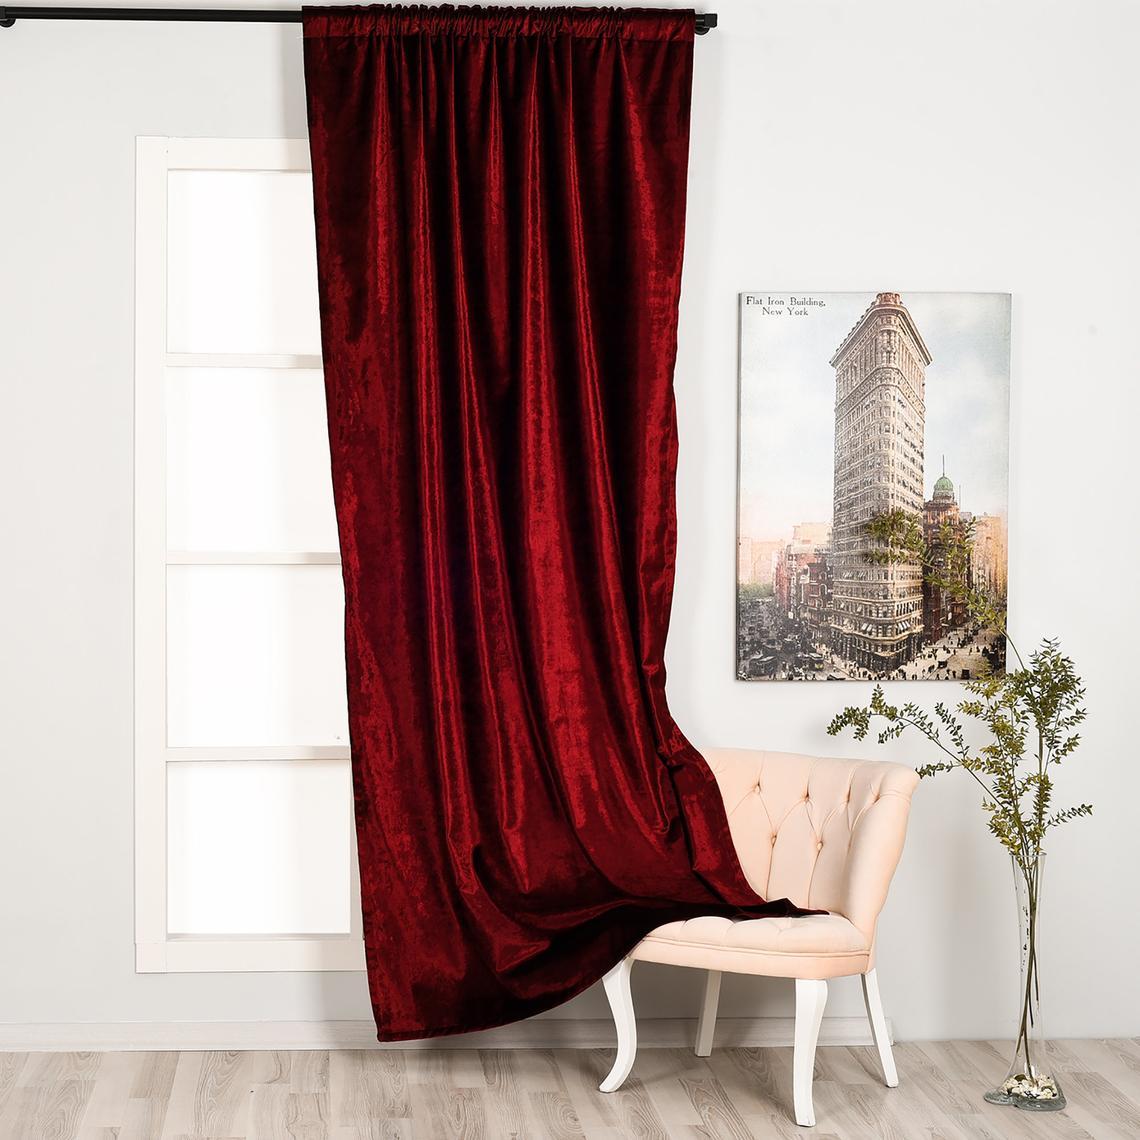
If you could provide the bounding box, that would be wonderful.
[303,4,797,1041]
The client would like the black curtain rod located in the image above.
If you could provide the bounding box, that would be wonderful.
[0,6,718,31]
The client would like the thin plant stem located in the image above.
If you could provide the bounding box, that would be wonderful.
[831,510,1087,1110]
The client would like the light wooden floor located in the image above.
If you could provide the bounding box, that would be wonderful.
[1,1040,1138,1139]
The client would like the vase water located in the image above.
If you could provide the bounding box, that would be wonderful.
[984,853,1065,1111]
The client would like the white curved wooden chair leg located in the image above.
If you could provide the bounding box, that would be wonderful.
[599,956,637,1092]
[694,969,722,1057]
[861,968,898,1088]
[793,978,828,1127]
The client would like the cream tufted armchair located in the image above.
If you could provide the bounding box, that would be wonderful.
[599,748,919,1127]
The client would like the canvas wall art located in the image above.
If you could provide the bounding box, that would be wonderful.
[737,291,1010,682]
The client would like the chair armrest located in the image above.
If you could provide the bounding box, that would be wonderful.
[843,765,919,941]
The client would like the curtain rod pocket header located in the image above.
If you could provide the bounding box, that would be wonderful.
[306,5,700,41]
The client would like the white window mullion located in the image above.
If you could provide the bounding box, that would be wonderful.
[164,746,351,762]
[164,352,323,370]
[135,137,171,974]
[165,551,341,566]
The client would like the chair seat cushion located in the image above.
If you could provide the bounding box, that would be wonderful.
[631,913,871,980]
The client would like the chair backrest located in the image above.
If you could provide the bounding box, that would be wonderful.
[701,748,919,938]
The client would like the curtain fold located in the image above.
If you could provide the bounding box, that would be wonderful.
[304,3,801,1041]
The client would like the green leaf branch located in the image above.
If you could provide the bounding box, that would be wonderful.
[827,512,1091,877]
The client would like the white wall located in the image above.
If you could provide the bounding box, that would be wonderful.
[2,0,1138,1041]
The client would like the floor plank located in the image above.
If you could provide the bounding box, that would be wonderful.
[330,1048,409,1125]
[0,1052,29,1117]
[1,1041,1137,1139]
[530,1089,586,1139]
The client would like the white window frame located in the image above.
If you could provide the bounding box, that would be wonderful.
[134,136,365,973]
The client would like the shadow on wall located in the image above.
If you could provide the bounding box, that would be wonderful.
[280,24,310,141]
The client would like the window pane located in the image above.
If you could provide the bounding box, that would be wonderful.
[167,564,349,746]
[167,170,321,355]
[166,368,338,552]
[167,759,351,935]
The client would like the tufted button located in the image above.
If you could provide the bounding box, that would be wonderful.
[817,840,824,851]
[755,783,762,794]
[771,834,777,845]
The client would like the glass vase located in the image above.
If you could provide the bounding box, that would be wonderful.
[983,852,1066,1111]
